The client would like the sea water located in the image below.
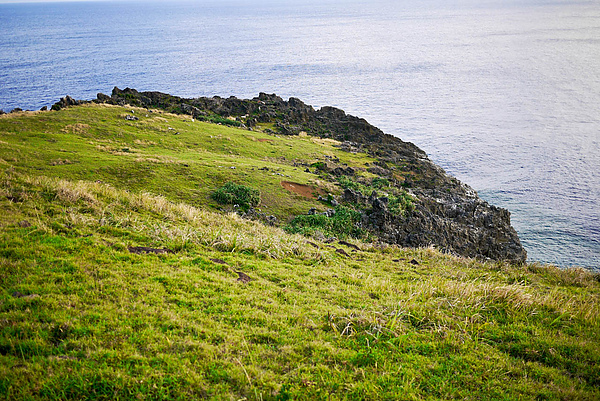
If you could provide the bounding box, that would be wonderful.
[1,0,598,269]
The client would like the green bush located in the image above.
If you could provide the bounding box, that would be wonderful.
[337,175,361,191]
[371,177,390,189]
[285,206,365,239]
[199,114,243,127]
[311,161,327,170]
[387,192,414,215]
[337,176,414,216]
[211,182,260,211]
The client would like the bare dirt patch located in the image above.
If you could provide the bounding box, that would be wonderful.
[281,181,323,199]
[257,138,274,142]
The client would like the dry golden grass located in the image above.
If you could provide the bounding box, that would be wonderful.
[61,123,90,135]
[23,173,323,261]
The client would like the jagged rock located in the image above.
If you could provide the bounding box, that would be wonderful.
[342,188,367,206]
[128,246,174,254]
[51,96,83,111]
[236,271,252,283]
[367,166,391,177]
[332,166,355,176]
[372,197,388,212]
[96,92,111,102]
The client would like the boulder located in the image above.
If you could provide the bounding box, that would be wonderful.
[51,96,82,111]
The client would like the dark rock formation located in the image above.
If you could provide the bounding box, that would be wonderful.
[51,95,85,111]
[363,187,525,263]
[52,87,527,263]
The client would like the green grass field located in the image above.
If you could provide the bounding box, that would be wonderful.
[1,105,599,400]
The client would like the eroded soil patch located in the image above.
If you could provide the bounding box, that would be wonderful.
[281,181,323,199]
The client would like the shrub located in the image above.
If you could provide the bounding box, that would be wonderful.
[285,206,365,239]
[199,114,243,127]
[371,177,389,189]
[337,175,361,191]
[387,192,414,215]
[337,176,413,216]
[211,182,260,211]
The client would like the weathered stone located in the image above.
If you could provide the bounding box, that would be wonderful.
[96,92,111,102]
[342,188,365,205]
[51,95,83,111]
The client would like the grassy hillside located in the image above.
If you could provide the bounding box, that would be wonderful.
[0,104,380,220]
[0,105,599,400]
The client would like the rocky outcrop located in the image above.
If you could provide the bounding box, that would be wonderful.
[51,95,86,111]
[362,186,525,263]
[52,87,527,263]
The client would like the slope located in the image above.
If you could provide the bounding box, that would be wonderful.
[0,105,599,400]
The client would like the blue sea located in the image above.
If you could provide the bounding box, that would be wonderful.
[1,0,598,269]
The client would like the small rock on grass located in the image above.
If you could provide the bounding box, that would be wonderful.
[338,240,360,251]
[12,291,39,299]
[335,248,350,257]
[128,246,174,255]
[236,271,252,284]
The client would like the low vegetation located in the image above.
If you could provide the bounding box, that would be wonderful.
[211,182,261,212]
[284,206,366,240]
[337,175,414,216]
[0,105,599,400]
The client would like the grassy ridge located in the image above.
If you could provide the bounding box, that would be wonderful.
[0,106,599,400]
[0,104,375,220]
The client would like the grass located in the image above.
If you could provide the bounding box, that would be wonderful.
[0,105,599,400]
[284,206,366,240]
[336,175,414,216]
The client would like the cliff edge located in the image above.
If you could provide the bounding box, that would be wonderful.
[53,87,527,263]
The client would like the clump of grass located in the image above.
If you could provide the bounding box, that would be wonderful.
[284,205,365,239]
[337,175,414,215]
[198,114,243,127]
[211,182,260,212]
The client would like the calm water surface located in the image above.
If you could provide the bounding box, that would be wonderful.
[1,0,598,269]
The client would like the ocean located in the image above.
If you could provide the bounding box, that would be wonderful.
[1,0,598,269]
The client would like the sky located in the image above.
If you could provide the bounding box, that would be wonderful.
[0,0,119,3]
